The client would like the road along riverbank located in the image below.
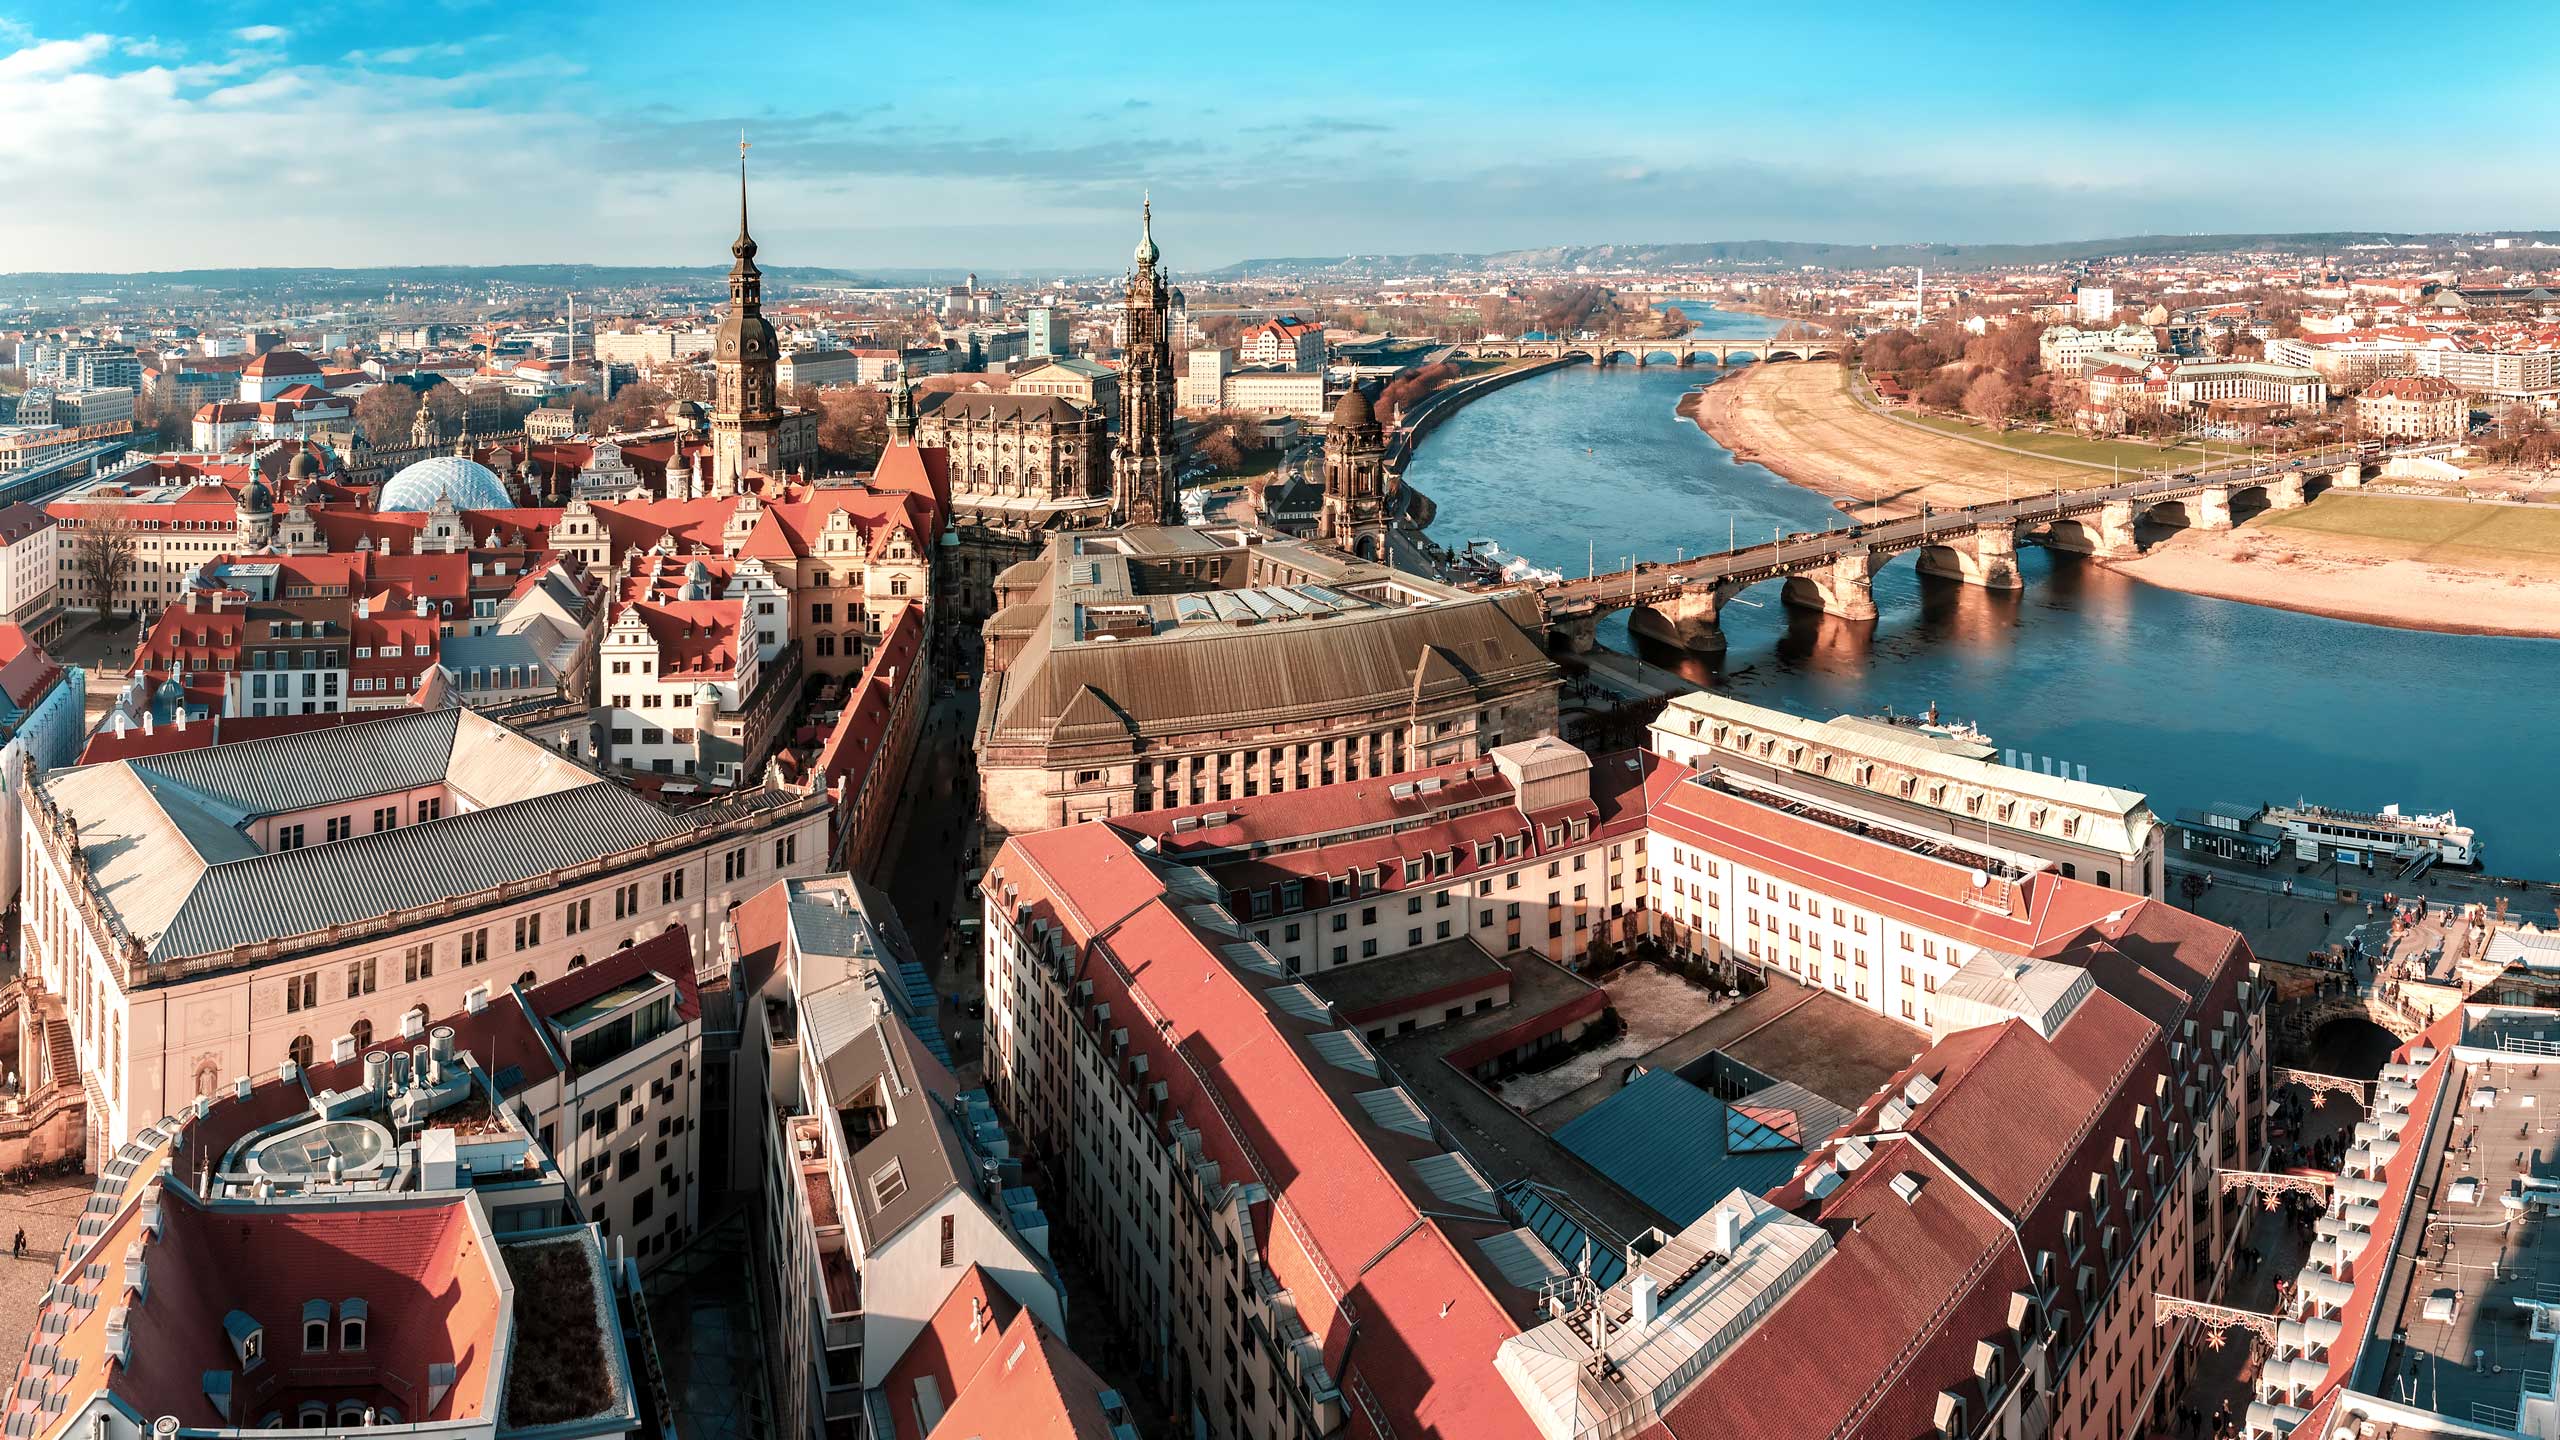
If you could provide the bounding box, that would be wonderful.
[1684,361,2560,639]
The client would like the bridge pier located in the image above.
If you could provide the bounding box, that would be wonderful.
[2193,484,2234,532]
[2041,500,2142,560]
[1780,547,1878,621]
[1915,519,2023,590]
[1547,611,1600,654]
[2264,473,2306,511]
[2328,464,2362,491]
[1628,587,1729,655]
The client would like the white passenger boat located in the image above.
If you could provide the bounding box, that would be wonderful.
[2262,801,2478,867]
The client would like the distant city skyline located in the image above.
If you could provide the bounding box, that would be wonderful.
[4,0,2559,274]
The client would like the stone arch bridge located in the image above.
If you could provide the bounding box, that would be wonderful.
[1449,335,1846,367]
[1530,458,2380,654]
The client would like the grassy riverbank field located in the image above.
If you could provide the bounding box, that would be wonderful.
[2258,492,2560,563]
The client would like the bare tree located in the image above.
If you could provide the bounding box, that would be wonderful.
[352,383,422,444]
[72,517,140,621]
[1964,372,2021,432]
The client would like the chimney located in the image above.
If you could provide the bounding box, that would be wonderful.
[356,597,369,619]
[1630,1272,1660,1329]
[141,712,153,736]
[185,591,198,613]
[1709,1205,1743,1257]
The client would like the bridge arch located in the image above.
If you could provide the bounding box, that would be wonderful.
[2225,483,2275,526]
[1602,349,1643,368]
[1560,350,1597,366]
[1642,349,1683,368]
[2039,516,2106,555]
[1721,350,1762,365]
[2140,497,2198,530]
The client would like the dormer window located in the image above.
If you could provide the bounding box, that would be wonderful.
[224,1309,265,1370]
[303,1298,330,1352]
[340,1298,368,1352]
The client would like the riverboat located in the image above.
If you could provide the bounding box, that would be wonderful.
[1867,702,1995,749]
[2262,801,2479,868]
[1462,537,1564,585]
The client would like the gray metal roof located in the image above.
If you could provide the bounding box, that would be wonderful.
[45,706,690,962]
[160,782,688,959]
[113,706,466,820]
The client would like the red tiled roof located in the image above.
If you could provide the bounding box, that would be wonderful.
[118,1195,503,1429]
[880,1267,1023,1440]
[240,348,320,377]
[623,598,746,678]
[814,603,925,793]
[922,1304,1121,1440]
[992,826,1547,1440]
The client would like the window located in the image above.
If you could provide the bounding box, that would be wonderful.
[775,834,798,868]
[940,1213,957,1267]
[287,1034,314,1071]
[871,1161,907,1207]
[339,1300,367,1353]
[302,1300,329,1353]
[615,882,640,920]
[461,928,488,967]
[276,824,306,850]
[723,847,749,882]
[402,944,432,983]
[515,913,543,951]
[662,870,685,904]
[325,816,351,843]
[285,972,316,1012]
[564,897,592,935]
[372,805,398,833]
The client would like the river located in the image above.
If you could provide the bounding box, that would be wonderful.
[1401,303,2560,878]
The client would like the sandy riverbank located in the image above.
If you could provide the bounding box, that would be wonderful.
[2112,528,2560,639]
[1679,363,2097,516]
[1684,362,2560,639]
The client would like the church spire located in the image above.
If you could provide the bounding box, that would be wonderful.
[1134,191,1159,269]
[731,130,759,273]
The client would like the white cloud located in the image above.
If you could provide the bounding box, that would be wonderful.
[0,34,112,80]
[121,37,184,60]
[346,43,466,66]
[232,25,291,44]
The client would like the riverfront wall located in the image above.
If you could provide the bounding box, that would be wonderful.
[1388,357,1580,471]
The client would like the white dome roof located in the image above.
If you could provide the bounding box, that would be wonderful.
[380,455,511,513]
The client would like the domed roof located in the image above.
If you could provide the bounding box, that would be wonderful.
[238,477,274,513]
[1330,385,1374,429]
[286,447,317,482]
[380,454,512,513]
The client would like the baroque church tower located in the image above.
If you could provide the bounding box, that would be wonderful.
[711,143,782,495]
[1111,197,1180,527]
[1319,384,1389,561]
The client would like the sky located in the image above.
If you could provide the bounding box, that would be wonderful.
[4,0,2559,275]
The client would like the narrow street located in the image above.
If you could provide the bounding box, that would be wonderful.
[876,681,986,1077]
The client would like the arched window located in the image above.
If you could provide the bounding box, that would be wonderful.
[287,1035,314,1071]
[518,970,537,989]
[569,954,588,970]
[350,1019,373,1052]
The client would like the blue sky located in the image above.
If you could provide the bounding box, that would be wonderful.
[4,0,2558,274]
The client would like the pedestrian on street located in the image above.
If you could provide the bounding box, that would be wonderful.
[11,1227,22,1259]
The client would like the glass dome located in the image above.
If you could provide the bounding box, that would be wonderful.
[379,454,512,513]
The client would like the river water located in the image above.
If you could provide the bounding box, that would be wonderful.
[1402,304,2560,877]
